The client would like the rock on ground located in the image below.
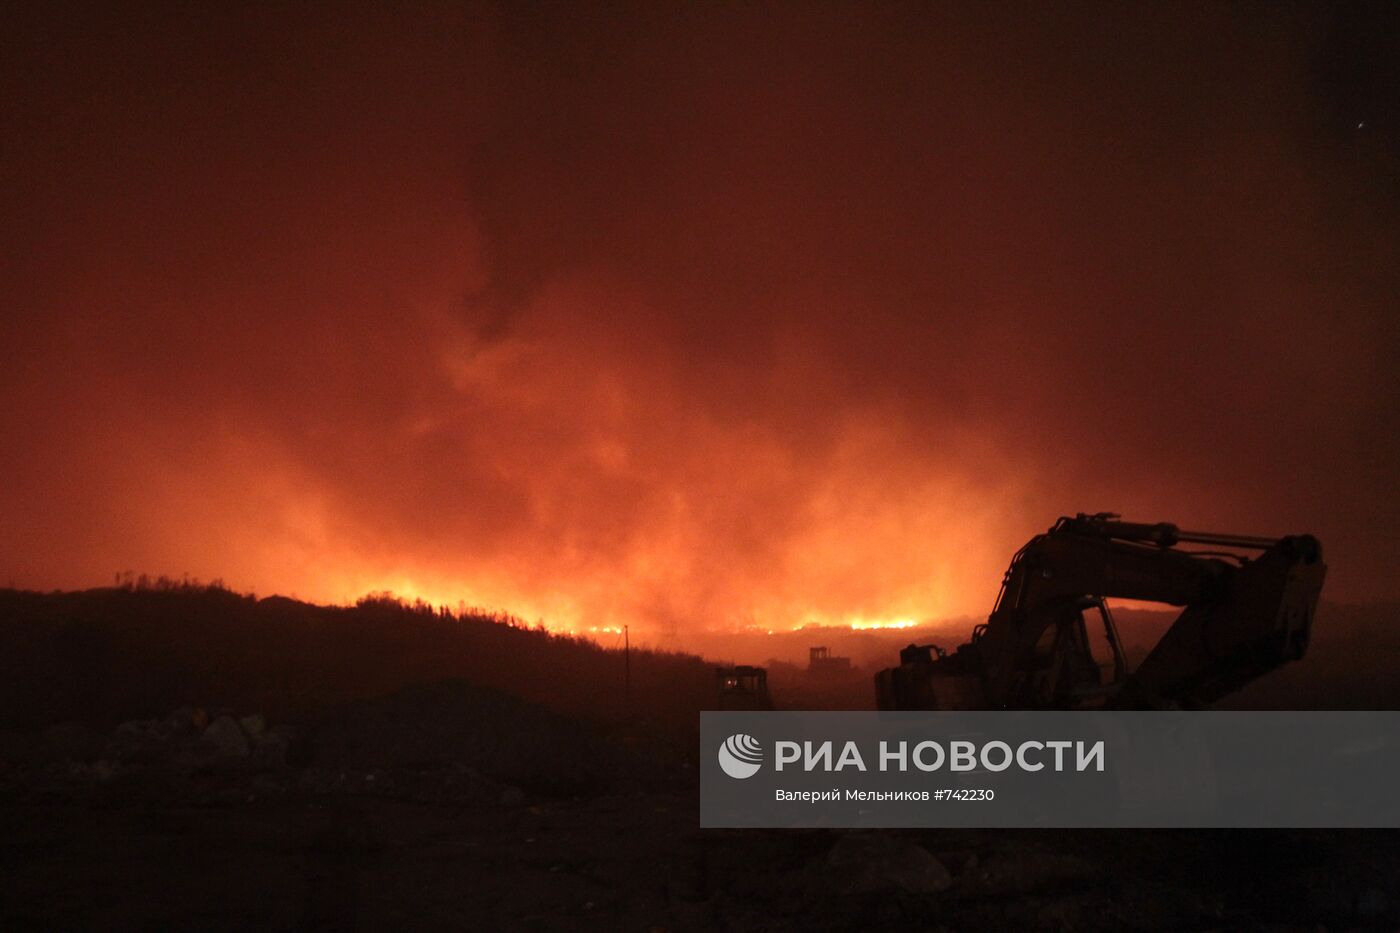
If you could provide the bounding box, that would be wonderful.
[820,833,953,896]
[198,716,250,761]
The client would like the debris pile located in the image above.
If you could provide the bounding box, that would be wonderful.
[0,679,647,807]
[99,707,295,773]
[0,706,298,799]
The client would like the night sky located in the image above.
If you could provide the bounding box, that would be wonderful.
[3,2,1397,640]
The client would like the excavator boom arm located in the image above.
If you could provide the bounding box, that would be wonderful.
[1118,533,1325,707]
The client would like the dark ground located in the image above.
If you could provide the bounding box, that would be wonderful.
[4,790,1399,931]
[1,588,1398,931]
[3,693,1398,932]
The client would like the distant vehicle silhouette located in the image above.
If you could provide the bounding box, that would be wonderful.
[807,645,852,678]
[716,665,773,710]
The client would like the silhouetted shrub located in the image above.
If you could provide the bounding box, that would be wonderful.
[0,586,714,734]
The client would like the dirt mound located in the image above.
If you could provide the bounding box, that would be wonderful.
[302,680,640,795]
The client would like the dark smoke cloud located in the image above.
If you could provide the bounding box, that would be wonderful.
[2,3,1397,638]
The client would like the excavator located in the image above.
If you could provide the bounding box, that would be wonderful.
[875,513,1326,710]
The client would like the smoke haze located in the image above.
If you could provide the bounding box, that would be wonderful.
[3,3,1397,640]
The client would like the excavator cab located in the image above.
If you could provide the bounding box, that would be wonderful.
[1005,596,1126,708]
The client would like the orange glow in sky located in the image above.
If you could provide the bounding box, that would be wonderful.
[2,4,1396,654]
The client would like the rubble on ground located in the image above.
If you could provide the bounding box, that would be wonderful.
[0,680,641,808]
[0,705,297,802]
